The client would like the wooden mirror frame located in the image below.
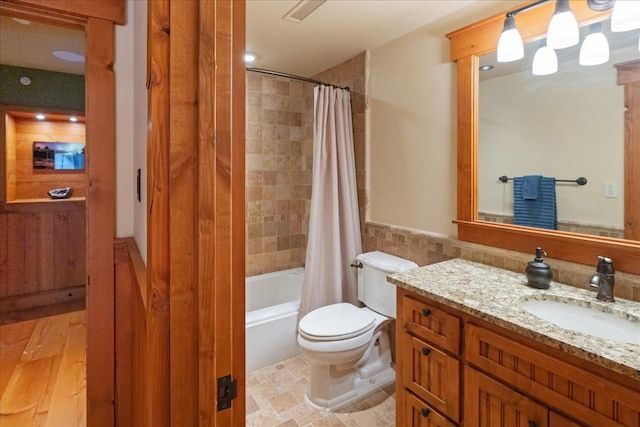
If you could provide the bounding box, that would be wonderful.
[0,1,124,425]
[446,0,640,275]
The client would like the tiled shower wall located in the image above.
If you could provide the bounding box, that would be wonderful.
[245,52,368,277]
[245,72,312,276]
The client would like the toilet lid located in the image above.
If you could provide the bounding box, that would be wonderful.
[298,303,375,341]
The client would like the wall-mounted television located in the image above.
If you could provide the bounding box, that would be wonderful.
[33,141,85,170]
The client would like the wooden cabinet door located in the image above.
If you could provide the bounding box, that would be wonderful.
[403,391,456,427]
[465,367,548,427]
[402,334,460,422]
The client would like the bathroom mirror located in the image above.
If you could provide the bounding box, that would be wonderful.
[447,1,640,275]
[477,21,638,240]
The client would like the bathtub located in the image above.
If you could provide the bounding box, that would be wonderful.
[246,267,304,372]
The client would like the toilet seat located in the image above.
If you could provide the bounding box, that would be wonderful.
[299,303,375,341]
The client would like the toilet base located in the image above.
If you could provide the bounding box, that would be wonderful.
[304,365,395,413]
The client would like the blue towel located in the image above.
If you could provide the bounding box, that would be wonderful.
[522,175,541,200]
[513,176,557,230]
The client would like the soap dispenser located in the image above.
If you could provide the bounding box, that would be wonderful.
[525,247,552,289]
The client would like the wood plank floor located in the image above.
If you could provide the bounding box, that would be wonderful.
[0,310,86,427]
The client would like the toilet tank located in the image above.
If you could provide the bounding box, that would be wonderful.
[356,251,418,318]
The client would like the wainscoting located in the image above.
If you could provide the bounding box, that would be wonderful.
[0,200,86,320]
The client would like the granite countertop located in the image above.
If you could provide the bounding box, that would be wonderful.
[388,258,640,382]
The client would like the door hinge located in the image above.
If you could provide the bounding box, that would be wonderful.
[216,374,237,412]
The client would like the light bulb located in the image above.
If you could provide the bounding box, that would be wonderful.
[547,0,580,49]
[611,0,640,32]
[497,16,524,62]
[579,23,609,66]
[532,43,558,75]
[244,53,256,63]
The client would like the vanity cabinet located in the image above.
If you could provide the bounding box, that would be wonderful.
[465,367,548,427]
[396,288,640,427]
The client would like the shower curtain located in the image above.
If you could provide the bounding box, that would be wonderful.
[299,85,362,320]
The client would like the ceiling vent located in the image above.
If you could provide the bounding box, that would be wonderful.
[282,0,327,23]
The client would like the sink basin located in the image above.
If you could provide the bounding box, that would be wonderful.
[520,298,640,344]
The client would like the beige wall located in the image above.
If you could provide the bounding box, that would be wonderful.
[368,1,509,237]
[115,0,135,239]
[132,0,148,262]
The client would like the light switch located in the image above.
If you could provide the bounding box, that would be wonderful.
[604,181,618,198]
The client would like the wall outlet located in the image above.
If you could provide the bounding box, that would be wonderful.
[604,181,618,198]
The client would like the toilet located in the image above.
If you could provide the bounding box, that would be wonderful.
[297,251,418,412]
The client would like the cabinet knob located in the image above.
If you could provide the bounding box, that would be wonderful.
[422,308,431,317]
[421,347,431,356]
[421,408,430,417]
[528,421,537,427]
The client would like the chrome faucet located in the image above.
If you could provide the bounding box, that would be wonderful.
[589,256,615,302]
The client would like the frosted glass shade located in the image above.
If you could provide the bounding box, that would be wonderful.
[497,16,524,62]
[579,32,609,66]
[611,0,640,32]
[547,1,580,49]
[532,45,558,75]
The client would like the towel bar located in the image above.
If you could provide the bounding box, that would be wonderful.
[498,176,587,185]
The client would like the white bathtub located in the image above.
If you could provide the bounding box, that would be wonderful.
[246,267,304,372]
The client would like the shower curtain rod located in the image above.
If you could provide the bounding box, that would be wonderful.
[246,67,350,91]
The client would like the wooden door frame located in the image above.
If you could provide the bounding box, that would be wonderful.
[146,1,246,424]
[0,1,125,426]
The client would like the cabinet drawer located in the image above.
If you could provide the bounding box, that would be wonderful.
[402,296,461,354]
[403,391,456,427]
[402,333,460,422]
[465,366,548,427]
[466,324,640,427]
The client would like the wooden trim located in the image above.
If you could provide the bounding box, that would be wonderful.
[446,0,610,61]
[85,17,116,427]
[114,237,147,427]
[456,55,477,223]
[1,0,125,25]
[449,2,640,275]
[615,59,640,86]
[614,60,640,241]
[0,285,85,313]
[169,1,199,425]
[114,239,132,427]
[198,1,246,425]
[146,0,170,424]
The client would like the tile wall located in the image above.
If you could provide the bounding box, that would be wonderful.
[246,52,368,277]
[245,72,312,276]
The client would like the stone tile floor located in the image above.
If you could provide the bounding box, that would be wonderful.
[246,354,396,427]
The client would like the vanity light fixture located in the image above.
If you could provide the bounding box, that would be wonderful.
[611,0,640,32]
[35,114,45,120]
[497,0,551,63]
[547,0,580,49]
[532,40,558,75]
[497,15,524,62]
[579,22,610,66]
[497,0,640,75]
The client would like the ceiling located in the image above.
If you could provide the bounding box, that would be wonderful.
[0,15,85,75]
[246,0,475,77]
[0,1,477,79]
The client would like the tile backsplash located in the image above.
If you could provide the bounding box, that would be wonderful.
[362,221,640,303]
